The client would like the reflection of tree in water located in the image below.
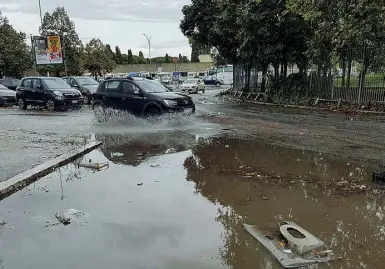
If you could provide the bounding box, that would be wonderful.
[184,137,275,268]
[215,206,258,268]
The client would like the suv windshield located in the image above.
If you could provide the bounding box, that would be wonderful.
[136,80,169,93]
[76,77,99,86]
[43,78,71,89]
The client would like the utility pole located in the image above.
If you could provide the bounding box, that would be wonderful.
[38,0,43,32]
[143,34,152,69]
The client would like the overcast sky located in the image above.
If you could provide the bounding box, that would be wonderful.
[0,0,192,58]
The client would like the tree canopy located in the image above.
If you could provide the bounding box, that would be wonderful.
[82,38,116,78]
[39,7,83,75]
[0,11,32,78]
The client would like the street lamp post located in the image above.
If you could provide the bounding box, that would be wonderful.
[143,34,152,69]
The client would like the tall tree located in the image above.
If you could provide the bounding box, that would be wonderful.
[39,7,83,75]
[127,49,134,65]
[139,51,144,58]
[115,45,123,64]
[105,44,115,63]
[165,53,170,63]
[82,38,116,79]
[190,41,200,62]
[0,12,32,78]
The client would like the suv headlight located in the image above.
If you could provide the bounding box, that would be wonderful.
[163,100,177,107]
[76,90,82,96]
[53,91,63,99]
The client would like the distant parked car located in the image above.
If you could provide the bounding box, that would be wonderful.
[203,76,224,87]
[0,84,17,106]
[16,77,83,111]
[0,78,21,90]
[161,76,172,84]
[92,77,195,119]
[180,79,205,94]
[62,76,99,104]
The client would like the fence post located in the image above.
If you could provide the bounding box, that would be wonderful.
[358,45,366,104]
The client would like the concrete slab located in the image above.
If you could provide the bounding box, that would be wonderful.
[0,141,102,201]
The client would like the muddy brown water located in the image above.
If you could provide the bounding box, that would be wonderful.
[0,134,383,269]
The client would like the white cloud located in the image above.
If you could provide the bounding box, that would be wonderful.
[0,0,192,57]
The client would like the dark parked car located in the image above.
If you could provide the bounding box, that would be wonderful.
[62,76,99,104]
[92,77,195,118]
[0,78,21,90]
[0,84,17,106]
[202,76,224,87]
[16,77,83,111]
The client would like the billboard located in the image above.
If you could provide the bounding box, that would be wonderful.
[32,35,63,65]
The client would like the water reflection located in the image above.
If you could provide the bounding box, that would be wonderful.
[184,136,385,268]
[96,131,197,166]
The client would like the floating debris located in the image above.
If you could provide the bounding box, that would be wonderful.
[55,209,86,225]
[243,221,339,268]
[137,183,143,186]
[79,161,109,171]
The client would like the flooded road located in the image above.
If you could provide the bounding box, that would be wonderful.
[1,133,384,268]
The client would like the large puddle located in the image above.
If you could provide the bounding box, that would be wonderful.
[0,133,383,268]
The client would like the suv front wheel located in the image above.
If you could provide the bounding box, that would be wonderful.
[45,98,56,112]
[18,98,27,110]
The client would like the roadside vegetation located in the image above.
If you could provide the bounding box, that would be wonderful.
[180,0,385,104]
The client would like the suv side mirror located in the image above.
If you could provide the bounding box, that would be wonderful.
[72,83,79,87]
[133,89,140,95]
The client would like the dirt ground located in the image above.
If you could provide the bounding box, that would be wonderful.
[204,102,385,166]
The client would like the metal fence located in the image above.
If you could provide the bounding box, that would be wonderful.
[233,47,385,103]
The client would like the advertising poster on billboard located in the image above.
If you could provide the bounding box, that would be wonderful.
[32,35,63,65]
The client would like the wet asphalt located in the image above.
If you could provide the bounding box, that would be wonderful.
[1,86,385,268]
[0,87,225,181]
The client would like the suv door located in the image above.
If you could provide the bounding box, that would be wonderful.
[32,78,45,104]
[18,78,34,101]
[104,80,122,109]
[120,81,144,115]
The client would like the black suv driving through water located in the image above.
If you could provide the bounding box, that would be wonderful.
[92,77,195,117]
[16,77,83,111]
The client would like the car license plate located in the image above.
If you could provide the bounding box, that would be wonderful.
[72,100,78,104]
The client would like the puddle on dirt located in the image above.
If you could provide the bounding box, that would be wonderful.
[0,135,383,269]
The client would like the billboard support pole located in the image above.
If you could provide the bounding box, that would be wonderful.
[61,35,68,76]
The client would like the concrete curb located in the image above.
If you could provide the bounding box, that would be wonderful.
[0,141,103,201]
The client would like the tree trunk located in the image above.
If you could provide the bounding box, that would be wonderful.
[280,64,284,78]
[261,65,268,93]
[341,55,346,89]
[274,64,279,81]
[346,48,352,89]
[284,62,288,78]
[245,64,251,92]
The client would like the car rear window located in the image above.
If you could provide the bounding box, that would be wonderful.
[106,81,120,93]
